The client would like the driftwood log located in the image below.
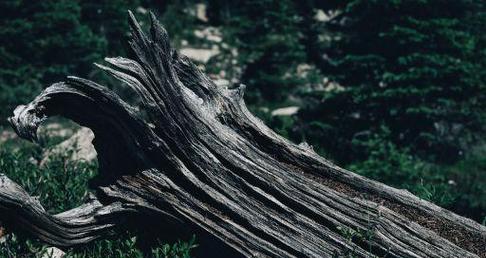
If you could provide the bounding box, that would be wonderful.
[1,11,485,258]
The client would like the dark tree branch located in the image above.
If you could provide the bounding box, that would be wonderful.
[1,11,484,258]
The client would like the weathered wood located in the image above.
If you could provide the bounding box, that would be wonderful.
[1,11,485,257]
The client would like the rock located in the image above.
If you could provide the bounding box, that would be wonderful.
[271,106,300,117]
[314,9,329,22]
[323,81,345,92]
[195,3,208,22]
[41,127,96,165]
[38,122,76,139]
[231,48,238,57]
[259,107,270,113]
[180,47,220,63]
[194,27,223,43]
[187,3,209,22]
[296,63,313,78]
[41,247,65,258]
[0,129,17,144]
[314,9,341,22]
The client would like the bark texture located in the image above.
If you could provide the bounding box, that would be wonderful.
[1,11,485,258]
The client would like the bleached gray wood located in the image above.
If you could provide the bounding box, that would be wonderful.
[1,11,485,258]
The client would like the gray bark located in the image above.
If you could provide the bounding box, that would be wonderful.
[1,11,485,258]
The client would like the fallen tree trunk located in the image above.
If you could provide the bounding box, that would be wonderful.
[1,11,485,258]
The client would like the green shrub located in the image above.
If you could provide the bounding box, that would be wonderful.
[0,145,96,213]
[0,232,197,258]
[0,137,196,257]
[348,126,456,207]
[445,149,486,222]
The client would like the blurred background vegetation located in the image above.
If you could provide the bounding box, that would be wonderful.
[0,0,484,257]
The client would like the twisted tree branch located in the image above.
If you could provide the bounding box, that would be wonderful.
[1,11,484,257]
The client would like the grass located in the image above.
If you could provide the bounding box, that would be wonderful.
[1,233,197,258]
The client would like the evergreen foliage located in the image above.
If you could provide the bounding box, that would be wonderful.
[80,0,142,56]
[0,0,106,124]
[221,0,307,104]
[297,0,485,164]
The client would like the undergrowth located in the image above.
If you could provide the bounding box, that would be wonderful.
[0,131,196,258]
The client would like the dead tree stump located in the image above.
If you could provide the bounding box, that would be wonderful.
[1,11,485,258]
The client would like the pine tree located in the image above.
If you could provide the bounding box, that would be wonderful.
[80,0,142,56]
[224,0,307,105]
[297,0,484,163]
[0,0,106,123]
